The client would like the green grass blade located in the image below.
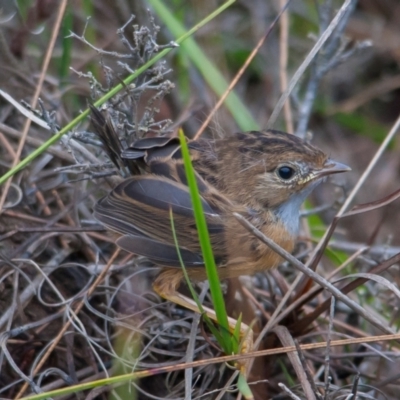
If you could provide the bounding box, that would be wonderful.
[231,313,242,354]
[237,373,253,399]
[148,0,258,131]
[59,6,73,81]
[178,130,232,353]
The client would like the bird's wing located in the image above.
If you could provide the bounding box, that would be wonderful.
[122,136,182,163]
[121,135,227,205]
[121,135,219,188]
[116,235,204,266]
[94,175,227,267]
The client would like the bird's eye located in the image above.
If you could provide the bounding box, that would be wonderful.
[277,166,295,180]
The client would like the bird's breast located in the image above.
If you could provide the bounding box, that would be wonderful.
[214,212,296,280]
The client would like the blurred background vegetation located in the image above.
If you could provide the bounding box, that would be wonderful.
[0,0,400,399]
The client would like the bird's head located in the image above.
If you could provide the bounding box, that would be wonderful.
[220,130,350,213]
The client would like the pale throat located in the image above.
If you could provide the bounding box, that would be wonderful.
[273,181,321,236]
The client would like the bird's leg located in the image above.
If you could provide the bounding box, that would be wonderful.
[153,268,254,376]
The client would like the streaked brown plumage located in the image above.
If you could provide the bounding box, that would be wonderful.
[93,122,348,279]
[90,106,350,373]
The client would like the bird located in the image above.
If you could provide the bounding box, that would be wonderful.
[90,106,350,374]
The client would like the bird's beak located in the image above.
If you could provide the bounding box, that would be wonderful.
[317,159,351,178]
[299,160,350,185]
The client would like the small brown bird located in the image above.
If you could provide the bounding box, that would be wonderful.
[91,107,350,372]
